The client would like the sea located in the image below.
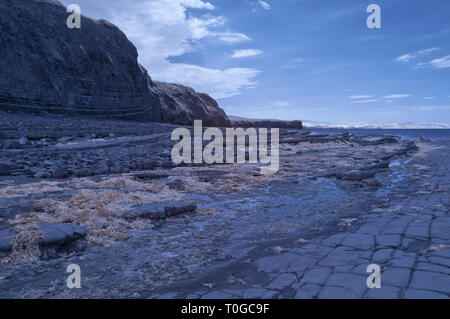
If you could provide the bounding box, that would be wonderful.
[308,128,450,141]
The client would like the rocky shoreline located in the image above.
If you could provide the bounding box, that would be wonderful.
[0,111,448,298]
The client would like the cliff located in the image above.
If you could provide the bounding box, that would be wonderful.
[0,0,230,126]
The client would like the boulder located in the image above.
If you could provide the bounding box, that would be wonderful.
[336,169,378,181]
[0,223,87,255]
[124,201,197,220]
[0,160,13,175]
[52,167,69,178]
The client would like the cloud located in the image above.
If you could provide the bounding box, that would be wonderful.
[422,97,435,100]
[158,64,260,98]
[180,0,214,9]
[423,55,450,69]
[250,0,271,13]
[395,48,439,63]
[383,94,411,99]
[231,49,263,58]
[352,99,379,104]
[258,1,271,10]
[349,95,373,100]
[213,32,251,43]
[93,0,260,99]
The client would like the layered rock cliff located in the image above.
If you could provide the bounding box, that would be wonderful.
[0,0,230,126]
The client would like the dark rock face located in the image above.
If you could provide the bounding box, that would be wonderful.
[0,0,231,126]
[147,79,231,127]
[0,0,155,120]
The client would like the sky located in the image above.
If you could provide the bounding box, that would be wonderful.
[60,0,450,124]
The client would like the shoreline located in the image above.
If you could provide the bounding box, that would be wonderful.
[0,112,449,298]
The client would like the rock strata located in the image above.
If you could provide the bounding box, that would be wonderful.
[0,0,230,126]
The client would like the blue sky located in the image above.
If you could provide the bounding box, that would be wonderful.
[61,0,450,124]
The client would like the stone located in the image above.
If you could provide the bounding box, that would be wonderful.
[285,255,318,272]
[416,262,450,275]
[372,249,393,263]
[0,160,13,175]
[242,288,267,299]
[430,219,450,240]
[165,202,197,217]
[268,273,297,290]
[52,167,69,178]
[301,267,332,285]
[336,169,377,181]
[38,223,87,247]
[410,271,450,294]
[256,255,290,273]
[3,140,22,149]
[76,168,92,177]
[124,201,197,220]
[57,136,73,143]
[142,160,158,170]
[324,273,367,297]
[0,228,15,252]
[294,284,321,299]
[319,246,360,267]
[376,234,401,247]
[0,223,86,254]
[381,268,411,287]
[405,223,430,238]
[341,234,375,250]
[18,136,29,145]
[33,170,50,178]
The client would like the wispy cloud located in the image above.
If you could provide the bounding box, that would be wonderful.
[395,48,439,63]
[422,97,435,100]
[231,49,262,58]
[258,1,271,10]
[349,95,373,100]
[420,55,450,69]
[383,94,411,99]
[353,99,379,104]
[213,32,251,43]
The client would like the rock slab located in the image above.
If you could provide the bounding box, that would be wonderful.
[124,201,197,220]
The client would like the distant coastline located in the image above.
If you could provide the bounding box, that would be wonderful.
[228,115,450,130]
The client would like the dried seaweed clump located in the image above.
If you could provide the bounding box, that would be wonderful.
[1,224,44,265]
[420,244,450,255]
[9,180,182,246]
[0,181,68,198]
